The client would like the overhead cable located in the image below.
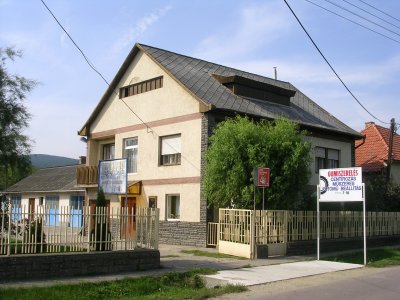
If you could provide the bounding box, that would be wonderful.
[284,0,390,125]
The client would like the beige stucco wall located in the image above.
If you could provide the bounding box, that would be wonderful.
[306,136,353,185]
[85,49,204,223]
[90,51,202,133]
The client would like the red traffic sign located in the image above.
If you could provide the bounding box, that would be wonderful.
[254,167,270,187]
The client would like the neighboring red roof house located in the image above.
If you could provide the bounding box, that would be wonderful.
[355,122,400,182]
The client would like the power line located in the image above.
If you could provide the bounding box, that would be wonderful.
[321,0,400,38]
[342,0,400,31]
[305,0,400,45]
[283,0,390,125]
[357,0,400,24]
[39,0,201,172]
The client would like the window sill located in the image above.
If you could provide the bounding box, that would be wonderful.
[167,218,180,222]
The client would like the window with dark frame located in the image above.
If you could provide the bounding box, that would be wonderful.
[166,194,180,220]
[149,196,157,209]
[315,147,339,173]
[119,76,163,99]
[103,143,115,160]
[160,134,181,166]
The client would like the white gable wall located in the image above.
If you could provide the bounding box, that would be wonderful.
[91,51,203,133]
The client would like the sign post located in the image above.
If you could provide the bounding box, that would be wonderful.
[252,167,270,259]
[317,167,366,265]
[254,167,270,209]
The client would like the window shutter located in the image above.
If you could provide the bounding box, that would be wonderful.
[328,149,339,160]
[161,135,181,155]
[315,147,326,158]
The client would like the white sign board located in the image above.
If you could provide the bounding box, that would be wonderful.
[98,159,127,194]
[319,167,363,202]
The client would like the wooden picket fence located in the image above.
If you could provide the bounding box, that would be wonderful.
[0,204,159,255]
[208,209,400,247]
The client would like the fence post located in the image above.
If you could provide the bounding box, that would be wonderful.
[87,206,91,253]
[250,210,255,259]
[154,208,159,250]
[7,206,11,256]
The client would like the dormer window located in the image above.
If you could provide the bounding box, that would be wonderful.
[213,74,296,106]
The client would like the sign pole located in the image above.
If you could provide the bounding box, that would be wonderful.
[317,185,320,261]
[262,187,265,211]
[252,187,256,259]
[363,183,367,265]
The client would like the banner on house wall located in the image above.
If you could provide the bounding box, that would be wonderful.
[98,158,127,194]
[319,167,363,202]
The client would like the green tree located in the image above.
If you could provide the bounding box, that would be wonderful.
[0,47,36,191]
[204,116,312,209]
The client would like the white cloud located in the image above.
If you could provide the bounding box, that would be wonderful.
[193,1,291,61]
[111,5,172,54]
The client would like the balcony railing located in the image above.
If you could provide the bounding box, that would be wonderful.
[76,165,98,186]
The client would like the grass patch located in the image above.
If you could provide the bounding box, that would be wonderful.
[161,255,180,258]
[181,249,247,260]
[0,270,246,300]
[324,247,400,267]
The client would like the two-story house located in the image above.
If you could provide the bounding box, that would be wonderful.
[77,43,362,246]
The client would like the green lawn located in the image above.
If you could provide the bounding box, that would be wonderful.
[181,249,247,260]
[0,269,246,300]
[324,247,400,267]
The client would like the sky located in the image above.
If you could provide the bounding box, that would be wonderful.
[1,0,399,159]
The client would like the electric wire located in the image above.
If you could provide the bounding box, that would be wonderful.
[284,0,390,125]
[321,0,400,38]
[342,0,400,31]
[305,0,400,45]
[357,0,400,24]
[39,0,201,172]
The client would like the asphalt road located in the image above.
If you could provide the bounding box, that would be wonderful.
[215,266,400,300]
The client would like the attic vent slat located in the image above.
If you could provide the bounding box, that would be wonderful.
[119,76,163,99]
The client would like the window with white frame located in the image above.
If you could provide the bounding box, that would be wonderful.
[315,147,339,173]
[166,194,180,220]
[160,134,181,166]
[123,137,138,173]
[103,143,115,160]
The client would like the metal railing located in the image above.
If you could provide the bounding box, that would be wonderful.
[0,204,159,255]
[207,222,219,246]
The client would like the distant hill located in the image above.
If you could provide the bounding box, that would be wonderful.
[30,154,79,169]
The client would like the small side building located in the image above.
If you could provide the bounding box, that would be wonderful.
[4,165,85,226]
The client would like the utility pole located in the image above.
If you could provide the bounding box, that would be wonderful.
[386,118,396,183]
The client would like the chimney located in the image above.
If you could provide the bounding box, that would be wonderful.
[79,156,86,165]
[365,122,375,128]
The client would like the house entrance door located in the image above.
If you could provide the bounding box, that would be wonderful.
[121,197,136,240]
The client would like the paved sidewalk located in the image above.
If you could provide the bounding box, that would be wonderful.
[204,260,363,287]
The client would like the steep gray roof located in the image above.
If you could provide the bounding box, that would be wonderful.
[141,44,361,137]
[5,165,83,193]
[79,43,362,138]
